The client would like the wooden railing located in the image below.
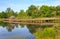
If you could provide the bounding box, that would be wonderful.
[0,18,59,25]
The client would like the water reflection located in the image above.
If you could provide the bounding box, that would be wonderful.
[0,21,54,39]
[0,22,34,39]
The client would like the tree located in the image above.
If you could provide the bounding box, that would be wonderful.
[0,11,7,18]
[50,6,57,17]
[26,5,39,18]
[17,10,28,19]
[40,5,52,17]
[0,5,60,18]
[56,6,60,16]
[5,8,15,18]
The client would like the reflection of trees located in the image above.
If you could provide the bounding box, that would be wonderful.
[0,21,8,27]
[19,24,25,28]
[26,24,41,33]
[26,24,53,33]
[0,22,53,33]
[0,21,18,32]
[5,23,18,32]
[0,22,25,32]
[6,24,15,32]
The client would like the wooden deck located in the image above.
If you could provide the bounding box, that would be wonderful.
[1,18,60,21]
[2,18,60,25]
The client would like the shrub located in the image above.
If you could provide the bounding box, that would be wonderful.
[34,28,56,39]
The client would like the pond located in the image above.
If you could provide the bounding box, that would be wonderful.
[0,21,60,39]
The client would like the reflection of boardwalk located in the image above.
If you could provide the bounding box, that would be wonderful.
[8,22,60,25]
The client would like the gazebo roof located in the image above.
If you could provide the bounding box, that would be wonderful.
[10,16,15,19]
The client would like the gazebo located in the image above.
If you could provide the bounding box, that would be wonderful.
[10,16,15,19]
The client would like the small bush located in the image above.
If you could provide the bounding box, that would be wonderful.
[35,28,56,39]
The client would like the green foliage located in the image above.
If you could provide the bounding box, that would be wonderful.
[26,5,40,18]
[56,6,60,16]
[5,8,15,18]
[0,5,60,18]
[40,5,52,17]
[35,28,56,38]
[0,11,8,18]
[17,10,29,19]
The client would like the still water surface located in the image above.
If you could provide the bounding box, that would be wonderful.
[0,22,53,39]
[0,22,36,39]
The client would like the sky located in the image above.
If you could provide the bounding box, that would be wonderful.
[0,0,60,12]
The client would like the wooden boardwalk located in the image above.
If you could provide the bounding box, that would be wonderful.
[2,18,60,25]
[2,18,60,22]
